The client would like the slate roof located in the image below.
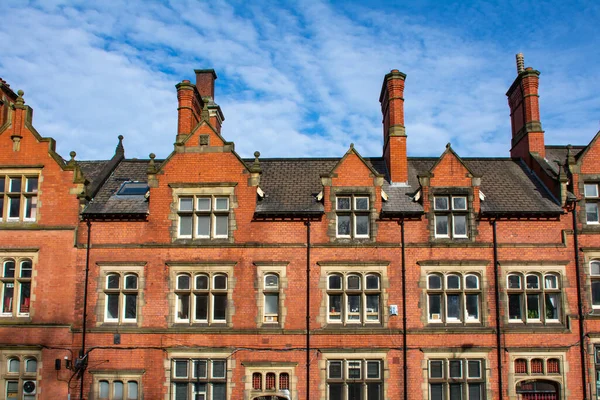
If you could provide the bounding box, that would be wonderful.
[82,159,160,216]
[79,155,563,218]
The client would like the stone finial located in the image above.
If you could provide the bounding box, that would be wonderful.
[250,151,262,173]
[115,135,125,157]
[201,99,210,121]
[15,89,25,109]
[68,151,77,166]
[147,153,157,174]
[566,144,576,165]
[516,53,525,74]
[446,142,451,149]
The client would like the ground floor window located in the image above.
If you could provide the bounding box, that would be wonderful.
[327,359,383,400]
[515,379,559,400]
[171,358,227,400]
[428,358,485,399]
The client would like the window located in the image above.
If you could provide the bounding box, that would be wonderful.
[428,358,485,400]
[427,273,481,324]
[336,195,370,238]
[104,273,139,323]
[98,379,140,399]
[1,257,32,317]
[250,371,290,392]
[327,273,380,325]
[433,196,468,239]
[507,272,561,323]
[175,273,228,325]
[327,359,382,400]
[171,358,227,400]
[2,353,39,400]
[585,183,599,224]
[591,260,600,309]
[595,347,600,396]
[0,174,38,222]
[513,357,562,376]
[263,274,280,324]
[178,195,229,239]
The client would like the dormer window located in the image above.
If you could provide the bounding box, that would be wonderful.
[0,174,39,222]
[336,195,370,238]
[178,195,229,239]
[434,196,468,238]
[585,183,599,224]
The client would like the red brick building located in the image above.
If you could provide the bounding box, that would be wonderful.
[1,54,600,400]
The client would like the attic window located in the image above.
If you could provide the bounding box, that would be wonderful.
[117,182,149,196]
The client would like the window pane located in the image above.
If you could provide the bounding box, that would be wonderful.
[174,382,188,400]
[526,275,539,289]
[367,361,380,378]
[8,197,20,218]
[214,215,228,237]
[430,360,443,378]
[430,383,444,400]
[8,358,20,372]
[429,294,441,321]
[367,383,381,400]
[355,214,369,236]
[212,360,226,378]
[544,275,558,289]
[366,274,379,289]
[466,294,479,320]
[329,361,342,378]
[127,381,138,399]
[177,275,190,290]
[213,275,227,289]
[329,275,342,289]
[213,294,227,320]
[337,215,351,236]
[99,381,109,398]
[452,197,466,210]
[329,295,342,320]
[113,381,124,399]
[107,274,120,289]
[337,197,350,210]
[25,359,37,373]
[0,198,3,218]
[179,215,192,236]
[125,275,137,289]
[545,293,560,320]
[447,294,460,320]
[355,197,369,210]
[366,295,379,320]
[19,282,30,314]
[174,360,188,377]
[508,275,521,289]
[467,360,481,378]
[449,360,462,378]
[215,198,229,211]
[348,361,361,379]
[435,215,449,236]
[106,294,119,319]
[2,283,14,313]
[348,383,363,399]
[194,360,207,378]
[197,198,211,211]
[0,177,4,192]
[429,275,442,289]
[265,274,279,289]
[266,372,276,390]
[527,294,540,319]
[197,215,210,237]
[465,275,478,289]
[468,384,482,400]
[279,373,290,390]
[178,294,190,320]
[195,294,208,320]
[24,196,37,219]
[347,295,361,320]
[212,383,226,400]
[196,275,209,290]
[265,293,279,314]
[593,281,600,306]
[179,198,193,211]
[329,383,343,400]
[453,215,467,236]
[450,383,463,400]
[9,177,21,192]
[447,275,460,289]
[347,275,361,290]
[124,294,137,319]
[594,262,600,276]
[435,197,449,210]
[587,203,599,223]
[509,294,522,320]
[585,184,599,197]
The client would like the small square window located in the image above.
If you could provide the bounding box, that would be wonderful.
[452,197,467,210]
[366,361,380,379]
[354,197,369,210]
[585,184,599,198]
[329,361,343,379]
[434,197,449,210]
[337,197,351,210]
[212,360,226,378]
[429,360,443,378]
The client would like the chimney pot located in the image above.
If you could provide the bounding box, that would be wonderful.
[516,53,525,74]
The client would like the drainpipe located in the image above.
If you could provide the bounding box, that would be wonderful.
[78,219,92,399]
[572,207,588,400]
[400,220,407,400]
[304,220,311,400]
[491,220,503,400]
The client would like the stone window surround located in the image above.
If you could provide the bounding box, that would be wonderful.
[164,349,233,400]
[579,176,600,228]
[169,183,238,243]
[418,261,488,327]
[166,262,236,328]
[253,262,288,329]
[506,349,568,399]
[0,249,38,321]
[583,250,600,314]
[318,350,388,400]
[0,348,42,399]
[499,262,567,326]
[326,187,378,242]
[316,261,389,328]
[95,262,146,327]
[90,369,144,400]
[0,168,42,223]
[420,350,490,400]
[242,361,297,400]
[427,187,476,242]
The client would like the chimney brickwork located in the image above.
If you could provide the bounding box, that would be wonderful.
[380,69,408,184]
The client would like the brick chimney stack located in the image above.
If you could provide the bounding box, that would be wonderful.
[175,79,201,142]
[506,53,545,162]
[194,69,224,133]
[380,69,408,184]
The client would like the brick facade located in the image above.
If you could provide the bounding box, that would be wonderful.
[1,56,600,400]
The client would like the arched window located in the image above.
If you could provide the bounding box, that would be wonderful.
[252,372,262,390]
[426,273,481,324]
[514,359,527,374]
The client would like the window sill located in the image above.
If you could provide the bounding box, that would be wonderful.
[0,316,32,324]
[504,323,568,333]
[421,325,491,333]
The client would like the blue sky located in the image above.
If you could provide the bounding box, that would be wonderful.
[0,0,598,161]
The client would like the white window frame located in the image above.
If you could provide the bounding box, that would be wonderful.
[1,350,40,400]
[324,358,384,400]
[103,273,139,324]
[97,265,144,326]
[168,354,230,400]
[591,260,600,309]
[426,272,481,325]
[326,272,381,325]
[335,195,370,239]
[433,195,469,239]
[0,172,40,223]
[586,183,600,224]
[506,271,562,324]
[1,254,36,318]
[178,195,230,239]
